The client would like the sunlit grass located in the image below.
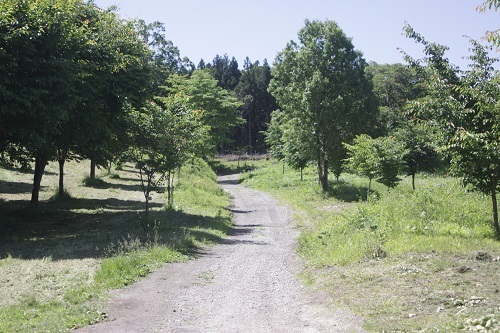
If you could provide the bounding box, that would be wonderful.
[239,160,499,265]
[0,158,232,332]
[235,158,500,332]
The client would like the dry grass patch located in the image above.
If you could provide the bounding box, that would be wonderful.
[0,256,99,308]
[304,252,500,332]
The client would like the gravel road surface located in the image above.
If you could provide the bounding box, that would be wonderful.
[77,174,364,332]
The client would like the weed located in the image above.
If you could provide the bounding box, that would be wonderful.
[108,173,121,179]
[235,159,500,332]
[81,176,106,188]
[48,188,72,202]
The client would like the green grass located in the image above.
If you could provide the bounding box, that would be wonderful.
[0,158,232,332]
[236,159,500,332]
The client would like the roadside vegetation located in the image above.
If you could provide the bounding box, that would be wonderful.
[0,158,231,332]
[233,158,500,332]
[1,1,499,332]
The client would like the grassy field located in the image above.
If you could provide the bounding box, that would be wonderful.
[0,158,232,332]
[230,158,500,332]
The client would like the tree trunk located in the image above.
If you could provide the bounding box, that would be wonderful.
[282,163,285,175]
[491,179,499,238]
[300,167,303,181]
[169,171,175,208]
[412,173,416,191]
[58,158,65,197]
[320,159,329,192]
[90,159,96,179]
[31,156,47,207]
[167,171,171,208]
[248,111,252,154]
[317,157,323,187]
[368,178,372,200]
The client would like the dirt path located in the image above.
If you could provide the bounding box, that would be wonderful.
[77,174,364,332]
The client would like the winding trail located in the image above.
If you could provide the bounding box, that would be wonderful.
[77,174,364,332]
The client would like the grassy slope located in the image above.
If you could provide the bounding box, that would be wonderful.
[235,159,500,332]
[0,158,231,332]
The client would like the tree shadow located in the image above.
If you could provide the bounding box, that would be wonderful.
[209,160,256,176]
[217,178,243,185]
[0,179,38,194]
[111,176,141,182]
[326,180,378,202]
[0,205,238,261]
[229,209,255,214]
[83,179,144,192]
[56,197,164,211]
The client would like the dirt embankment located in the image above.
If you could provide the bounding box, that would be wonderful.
[77,174,364,332]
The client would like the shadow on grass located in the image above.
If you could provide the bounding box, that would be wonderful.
[326,180,376,202]
[0,179,39,194]
[209,160,256,176]
[83,178,144,192]
[0,205,236,261]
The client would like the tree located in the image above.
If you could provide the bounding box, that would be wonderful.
[167,69,244,154]
[135,20,193,94]
[0,0,93,205]
[264,109,286,163]
[269,19,378,191]
[281,118,311,181]
[404,25,500,237]
[367,62,424,134]
[127,93,204,216]
[0,0,155,205]
[233,58,277,153]
[210,54,241,91]
[345,134,406,197]
[393,124,441,190]
[477,0,500,46]
[60,4,152,192]
[345,135,379,198]
[197,59,206,70]
[374,136,406,191]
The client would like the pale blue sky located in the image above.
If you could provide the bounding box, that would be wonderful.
[93,0,498,70]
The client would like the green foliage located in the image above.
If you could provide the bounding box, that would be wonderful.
[0,0,152,204]
[239,160,499,268]
[269,19,378,191]
[368,62,423,112]
[345,134,379,186]
[403,25,500,236]
[168,69,244,153]
[374,136,406,190]
[209,54,241,91]
[345,134,406,194]
[393,124,442,189]
[134,20,194,94]
[232,58,277,152]
[477,0,499,46]
[264,110,286,161]
[127,94,204,213]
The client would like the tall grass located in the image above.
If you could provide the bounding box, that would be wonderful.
[239,160,500,266]
[238,159,500,332]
